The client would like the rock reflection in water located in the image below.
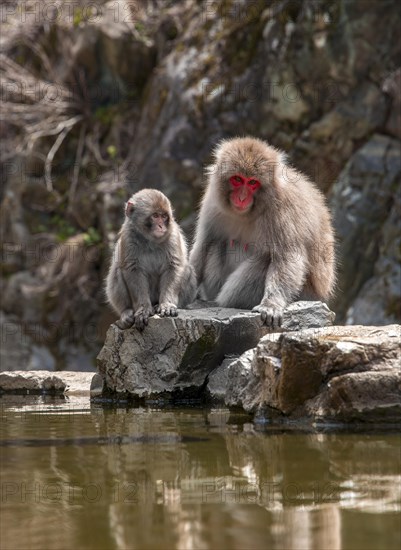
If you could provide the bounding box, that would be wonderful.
[0,398,400,550]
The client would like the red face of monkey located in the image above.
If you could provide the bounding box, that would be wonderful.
[229,174,261,213]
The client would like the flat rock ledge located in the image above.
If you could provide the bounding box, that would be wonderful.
[0,370,97,395]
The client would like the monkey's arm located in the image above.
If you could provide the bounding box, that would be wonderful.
[253,251,308,327]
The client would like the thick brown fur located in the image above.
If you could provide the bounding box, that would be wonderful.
[106,189,196,330]
[189,137,336,326]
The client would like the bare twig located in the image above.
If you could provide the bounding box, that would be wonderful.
[85,134,110,167]
[68,122,87,210]
[28,115,83,147]
[44,121,78,191]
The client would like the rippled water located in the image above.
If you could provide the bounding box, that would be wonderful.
[1,395,400,550]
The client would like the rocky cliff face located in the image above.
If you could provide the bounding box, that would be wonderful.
[1,1,400,369]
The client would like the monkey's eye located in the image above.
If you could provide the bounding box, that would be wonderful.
[230,175,244,187]
[247,179,261,189]
[152,213,159,219]
[162,213,169,221]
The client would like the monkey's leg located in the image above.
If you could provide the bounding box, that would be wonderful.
[156,267,182,317]
[200,242,231,300]
[107,267,135,329]
[215,260,266,309]
[123,268,154,330]
[116,309,135,330]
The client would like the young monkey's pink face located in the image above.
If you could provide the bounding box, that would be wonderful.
[149,211,169,240]
[125,199,171,242]
[229,174,261,213]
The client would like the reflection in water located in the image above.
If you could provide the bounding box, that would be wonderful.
[0,396,400,550]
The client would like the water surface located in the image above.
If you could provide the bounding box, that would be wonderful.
[1,395,400,550]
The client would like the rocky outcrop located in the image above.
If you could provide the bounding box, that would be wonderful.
[225,325,401,423]
[330,134,401,324]
[2,306,399,425]
[129,0,400,199]
[96,302,335,400]
[93,304,401,424]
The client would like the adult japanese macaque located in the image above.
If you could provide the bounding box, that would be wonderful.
[106,189,196,330]
[189,137,336,327]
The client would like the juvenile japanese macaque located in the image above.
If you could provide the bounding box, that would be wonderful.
[189,137,336,327]
[106,189,196,330]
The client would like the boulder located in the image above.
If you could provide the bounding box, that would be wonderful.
[329,134,401,323]
[96,301,335,401]
[382,68,401,140]
[0,370,95,395]
[225,325,401,423]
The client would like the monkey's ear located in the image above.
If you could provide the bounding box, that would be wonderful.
[125,200,135,216]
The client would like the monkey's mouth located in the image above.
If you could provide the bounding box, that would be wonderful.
[152,228,168,239]
[231,202,252,214]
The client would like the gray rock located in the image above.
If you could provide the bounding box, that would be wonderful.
[57,1,156,99]
[90,373,105,398]
[97,308,268,399]
[382,68,401,140]
[206,355,239,401]
[345,184,401,325]
[221,349,261,411]
[329,134,401,323]
[0,370,95,394]
[225,325,401,423]
[282,301,335,330]
[96,301,335,400]
[201,303,334,403]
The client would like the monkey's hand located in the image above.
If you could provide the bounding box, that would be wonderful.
[252,304,283,328]
[134,305,154,331]
[155,302,178,317]
[116,309,135,330]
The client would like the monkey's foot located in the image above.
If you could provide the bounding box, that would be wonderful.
[134,306,154,331]
[252,305,283,328]
[116,309,135,330]
[155,302,178,317]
